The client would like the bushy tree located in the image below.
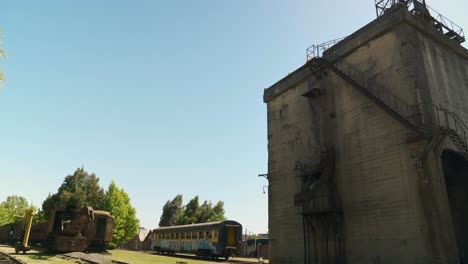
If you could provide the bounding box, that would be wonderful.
[32,209,46,224]
[0,196,30,225]
[159,194,183,227]
[41,167,106,219]
[178,196,200,225]
[208,201,226,222]
[197,200,213,223]
[159,195,226,226]
[103,181,139,245]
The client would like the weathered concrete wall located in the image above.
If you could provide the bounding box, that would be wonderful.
[267,81,320,264]
[414,23,468,263]
[264,5,468,264]
[334,24,429,264]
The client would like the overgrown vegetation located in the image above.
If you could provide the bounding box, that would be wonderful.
[0,196,30,225]
[41,167,140,245]
[41,168,106,217]
[102,181,139,244]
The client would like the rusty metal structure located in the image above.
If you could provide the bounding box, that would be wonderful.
[14,209,35,254]
[0,206,114,253]
[294,148,343,264]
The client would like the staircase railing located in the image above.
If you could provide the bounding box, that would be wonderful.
[333,59,420,124]
[306,43,468,156]
[435,106,468,153]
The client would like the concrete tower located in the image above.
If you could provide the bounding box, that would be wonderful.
[263,1,468,263]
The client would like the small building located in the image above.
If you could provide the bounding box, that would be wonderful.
[141,230,153,251]
[120,228,150,251]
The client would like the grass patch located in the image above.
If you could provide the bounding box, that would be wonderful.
[108,250,218,264]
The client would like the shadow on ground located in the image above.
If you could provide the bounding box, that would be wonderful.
[150,252,263,263]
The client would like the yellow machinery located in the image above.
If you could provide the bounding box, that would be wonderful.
[15,208,35,254]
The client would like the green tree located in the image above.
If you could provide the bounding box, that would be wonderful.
[159,194,183,227]
[197,200,213,223]
[32,208,46,224]
[178,196,200,225]
[103,181,139,245]
[160,195,227,226]
[41,167,106,219]
[0,196,30,225]
[208,201,226,222]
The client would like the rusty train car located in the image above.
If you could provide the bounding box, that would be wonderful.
[152,220,242,260]
[0,223,22,245]
[0,206,113,252]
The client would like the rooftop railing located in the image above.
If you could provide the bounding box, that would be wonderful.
[374,0,465,43]
[306,37,346,61]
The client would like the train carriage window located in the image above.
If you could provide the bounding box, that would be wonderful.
[170,233,174,240]
[192,232,197,239]
[206,231,212,239]
[181,232,185,240]
[176,233,179,240]
[213,230,217,240]
[199,231,204,240]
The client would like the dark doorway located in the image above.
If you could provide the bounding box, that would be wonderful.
[442,150,468,263]
[96,218,107,240]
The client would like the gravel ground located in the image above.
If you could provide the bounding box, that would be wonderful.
[60,252,114,264]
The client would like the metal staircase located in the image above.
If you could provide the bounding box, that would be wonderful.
[435,107,468,155]
[305,45,468,158]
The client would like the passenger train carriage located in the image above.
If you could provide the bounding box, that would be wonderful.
[152,220,242,260]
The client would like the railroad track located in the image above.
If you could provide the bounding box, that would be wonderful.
[0,252,19,264]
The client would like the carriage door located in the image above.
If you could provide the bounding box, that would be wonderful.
[225,225,239,248]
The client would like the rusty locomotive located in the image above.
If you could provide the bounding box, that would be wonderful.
[0,206,113,252]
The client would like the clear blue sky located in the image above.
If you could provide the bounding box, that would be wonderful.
[1,0,466,234]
